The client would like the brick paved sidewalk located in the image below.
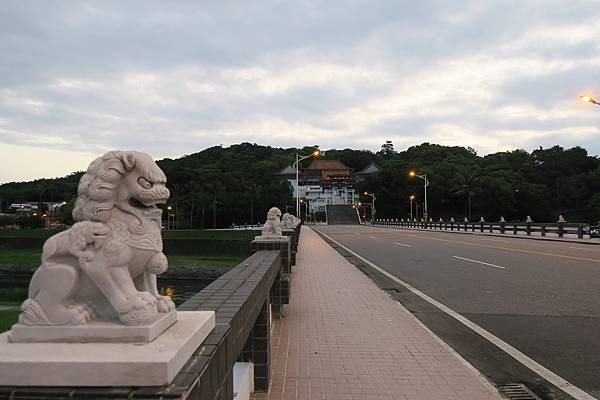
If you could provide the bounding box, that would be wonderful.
[253,226,502,400]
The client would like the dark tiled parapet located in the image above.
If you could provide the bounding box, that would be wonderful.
[250,238,291,319]
[282,229,298,265]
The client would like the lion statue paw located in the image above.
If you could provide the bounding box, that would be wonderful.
[157,296,176,313]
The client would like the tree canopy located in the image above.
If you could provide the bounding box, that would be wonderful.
[0,142,598,226]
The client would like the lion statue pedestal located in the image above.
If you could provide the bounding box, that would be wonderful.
[0,151,215,386]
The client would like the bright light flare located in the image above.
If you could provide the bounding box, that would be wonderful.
[409,171,416,177]
[579,94,598,104]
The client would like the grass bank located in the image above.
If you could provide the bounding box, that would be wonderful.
[0,250,245,269]
[0,249,42,265]
[168,255,246,268]
[0,310,20,333]
[0,228,258,241]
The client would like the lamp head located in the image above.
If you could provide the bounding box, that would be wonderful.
[409,171,416,177]
[312,150,320,157]
[410,195,415,200]
[580,94,598,104]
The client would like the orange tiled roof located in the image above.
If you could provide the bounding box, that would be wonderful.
[305,159,350,170]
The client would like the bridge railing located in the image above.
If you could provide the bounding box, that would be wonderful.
[371,219,590,239]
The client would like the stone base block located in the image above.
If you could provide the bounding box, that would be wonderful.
[0,311,214,387]
[9,310,177,343]
[253,235,288,242]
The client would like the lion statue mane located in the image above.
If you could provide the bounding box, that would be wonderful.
[19,151,176,327]
[281,213,296,229]
[260,207,283,237]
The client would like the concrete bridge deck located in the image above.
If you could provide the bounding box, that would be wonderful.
[253,226,501,400]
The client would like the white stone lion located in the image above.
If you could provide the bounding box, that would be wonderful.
[281,213,295,229]
[260,207,283,237]
[19,151,176,327]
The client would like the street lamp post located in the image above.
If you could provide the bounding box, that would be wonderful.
[363,192,376,221]
[409,195,415,221]
[579,95,600,106]
[166,205,175,230]
[409,171,429,221]
[293,150,320,218]
[300,199,308,221]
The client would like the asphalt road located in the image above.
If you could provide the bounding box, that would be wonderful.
[314,225,600,399]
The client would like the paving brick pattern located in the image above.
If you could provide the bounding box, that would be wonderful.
[253,226,502,400]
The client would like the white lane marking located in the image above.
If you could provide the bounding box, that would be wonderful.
[314,227,597,400]
[354,232,361,235]
[480,238,508,243]
[369,235,378,239]
[452,256,505,270]
[395,242,413,248]
[568,246,600,252]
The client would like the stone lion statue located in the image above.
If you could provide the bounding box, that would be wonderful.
[281,213,295,229]
[260,207,283,237]
[19,151,175,327]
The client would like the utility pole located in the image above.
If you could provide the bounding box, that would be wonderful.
[213,194,217,229]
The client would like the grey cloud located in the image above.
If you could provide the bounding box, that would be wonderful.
[2,0,600,183]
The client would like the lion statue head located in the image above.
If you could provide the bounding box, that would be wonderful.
[281,213,295,229]
[259,207,283,237]
[73,151,170,225]
[266,207,282,221]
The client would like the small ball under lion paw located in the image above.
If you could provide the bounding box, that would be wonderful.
[119,304,158,326]
[148,253,168,275]
[157,295,176,313]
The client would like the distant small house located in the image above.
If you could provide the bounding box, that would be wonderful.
[277,165,296,179]
[353,162,380,183]
[8,203,38,213]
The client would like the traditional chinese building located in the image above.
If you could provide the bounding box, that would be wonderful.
[277,159,379,216]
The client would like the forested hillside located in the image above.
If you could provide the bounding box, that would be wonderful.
[1,142,599,226]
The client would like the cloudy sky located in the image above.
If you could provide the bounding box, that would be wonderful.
[1,1,600,183]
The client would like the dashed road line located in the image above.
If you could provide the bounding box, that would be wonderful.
[388,231,600,264]
[452,255,505,269]
[395,242,413,247]
[568,246,600,252]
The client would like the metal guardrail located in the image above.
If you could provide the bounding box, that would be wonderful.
[371,219,590,239]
